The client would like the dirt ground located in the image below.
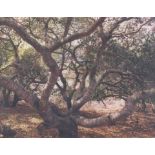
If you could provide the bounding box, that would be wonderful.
[1,99,155,138]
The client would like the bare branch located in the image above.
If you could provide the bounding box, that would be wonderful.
[27,18,41,40]
[96,69,141,87]
[50,17,106,51]
[0,18,47,53]
[63,17,73,38]
[109,17,133,34]
[113,18,153,38]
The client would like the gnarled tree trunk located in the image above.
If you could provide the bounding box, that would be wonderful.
[57,117,78,138]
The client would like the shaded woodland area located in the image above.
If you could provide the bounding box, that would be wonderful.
[0,17,155,137]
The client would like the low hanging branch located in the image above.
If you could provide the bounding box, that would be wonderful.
[75,88,155,128]
[76,98,134,128]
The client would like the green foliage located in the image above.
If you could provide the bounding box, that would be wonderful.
[0,42,14,67]
[15,48,47,88]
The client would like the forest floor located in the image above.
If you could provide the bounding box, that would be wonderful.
[1,98,155,138]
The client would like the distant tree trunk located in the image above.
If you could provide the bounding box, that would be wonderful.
[12,93,20,107]
[2,88,11,107]
[137,91,147,112]
[151,103,155,113]
[141,100,146,112]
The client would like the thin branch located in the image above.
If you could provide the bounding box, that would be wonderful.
[50,17,106,51]
[0,18,47,53]
[63,17,73,38]
[113,18,153,38]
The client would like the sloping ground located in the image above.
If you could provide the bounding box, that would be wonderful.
[0,99,155,138]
